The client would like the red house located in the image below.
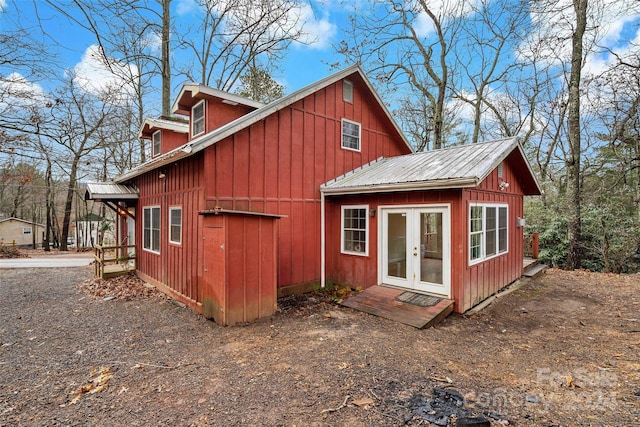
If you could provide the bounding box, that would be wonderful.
[86,65,541,326]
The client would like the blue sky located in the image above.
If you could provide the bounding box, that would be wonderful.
[2,0,640,132]
[0,0,352,105]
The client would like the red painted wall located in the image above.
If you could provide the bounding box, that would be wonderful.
[325,154,527,314]
[159,130,188,154]
[140,127,189,156]
[460,152,525,312]
[135,152,205,305]
[204,100,255,134]
[202,74,411,290]
[201,213,278,325]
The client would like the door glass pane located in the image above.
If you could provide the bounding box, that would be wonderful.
[387,213,406,279]
[420,212,443,285]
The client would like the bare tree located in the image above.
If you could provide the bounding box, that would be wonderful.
[564,0,588,269]
[339,0,467,149]
[41,74,121,251]
[177,0,306,91]
[42,0,170,162]
[451,0,529,144]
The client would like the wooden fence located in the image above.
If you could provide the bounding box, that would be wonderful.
[524,232,539,259]
[94,244,136,278]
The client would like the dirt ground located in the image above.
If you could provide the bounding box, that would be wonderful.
[0,265,638,426]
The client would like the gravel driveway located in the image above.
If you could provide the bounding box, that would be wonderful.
[1,266,639,426]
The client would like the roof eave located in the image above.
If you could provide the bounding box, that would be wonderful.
[321,178,479,195]
[114,146,193,183]
[138,118,189,139]
[171,83,265,115]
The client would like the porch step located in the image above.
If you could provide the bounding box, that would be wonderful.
[523,262,547,277]
[341,286,454,329]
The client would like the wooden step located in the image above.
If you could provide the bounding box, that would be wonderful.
[523,263,547,277]
[341,286,454,329]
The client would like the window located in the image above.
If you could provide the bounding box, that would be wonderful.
[143,206,161,253]
[341,205,368,256]
[169,207,182,245]
[23,227,32,235]
[343,80,353,103]
[469,204,508,263]
[152,130,161,157]
[341,119,361,151]
[192,100,205,136]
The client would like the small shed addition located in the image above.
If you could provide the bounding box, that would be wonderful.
[199,208,280,326]
[321,138,542,315]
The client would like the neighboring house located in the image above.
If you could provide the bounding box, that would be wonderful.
[0,217,45,248]
[86,65,541,325]
[75,213,117,248]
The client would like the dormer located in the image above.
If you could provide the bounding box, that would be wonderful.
[172,83,265,139]
[139,117,189,157]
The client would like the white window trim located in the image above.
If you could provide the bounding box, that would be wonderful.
[343,80,354,104]
[23,227,32,235]
[341,204,369,256]
[168,206,182,245]
[152,130,161,157]
[143,206,161,254]
[192,99,205,137]
[468,203,508,265]
[341,118,361,152]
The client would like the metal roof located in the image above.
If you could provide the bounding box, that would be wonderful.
[321,138,542,195]
[115,65,413,183]
[84,182,139,200]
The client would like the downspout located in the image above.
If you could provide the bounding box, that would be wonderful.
[320,190,326,288]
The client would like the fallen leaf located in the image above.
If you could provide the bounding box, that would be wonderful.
[352,397,375,407]
[69,366,113,404]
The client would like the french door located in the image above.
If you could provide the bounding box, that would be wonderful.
[381,206,450,297]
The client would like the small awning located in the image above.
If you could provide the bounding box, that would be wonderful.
[85,182,139,201]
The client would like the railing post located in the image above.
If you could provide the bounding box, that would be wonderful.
[532,232,539,259]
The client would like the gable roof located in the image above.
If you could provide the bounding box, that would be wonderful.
[321,138,542,195]
[0,217,45,227]
[115,65,413,183]
[139,117,189,139]
[172,84,265,115]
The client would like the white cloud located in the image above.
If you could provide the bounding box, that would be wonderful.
[175,0,198,16]
[296,3,337,49]
[413,0,481,38]
[0,73,48,109]
[73,45,139,102]
[447,90,476,123]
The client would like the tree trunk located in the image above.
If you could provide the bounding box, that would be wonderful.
[59,157,79,251]
[161,0,171,117]
[138,71,146,163]
[565,0,587,270]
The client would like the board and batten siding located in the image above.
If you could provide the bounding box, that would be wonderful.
[324,190,464,294]
[202,76,411,290]
[325,152,528,314]
[157,129,188,154]
[135,152,205,307]
[460,154,525,312]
